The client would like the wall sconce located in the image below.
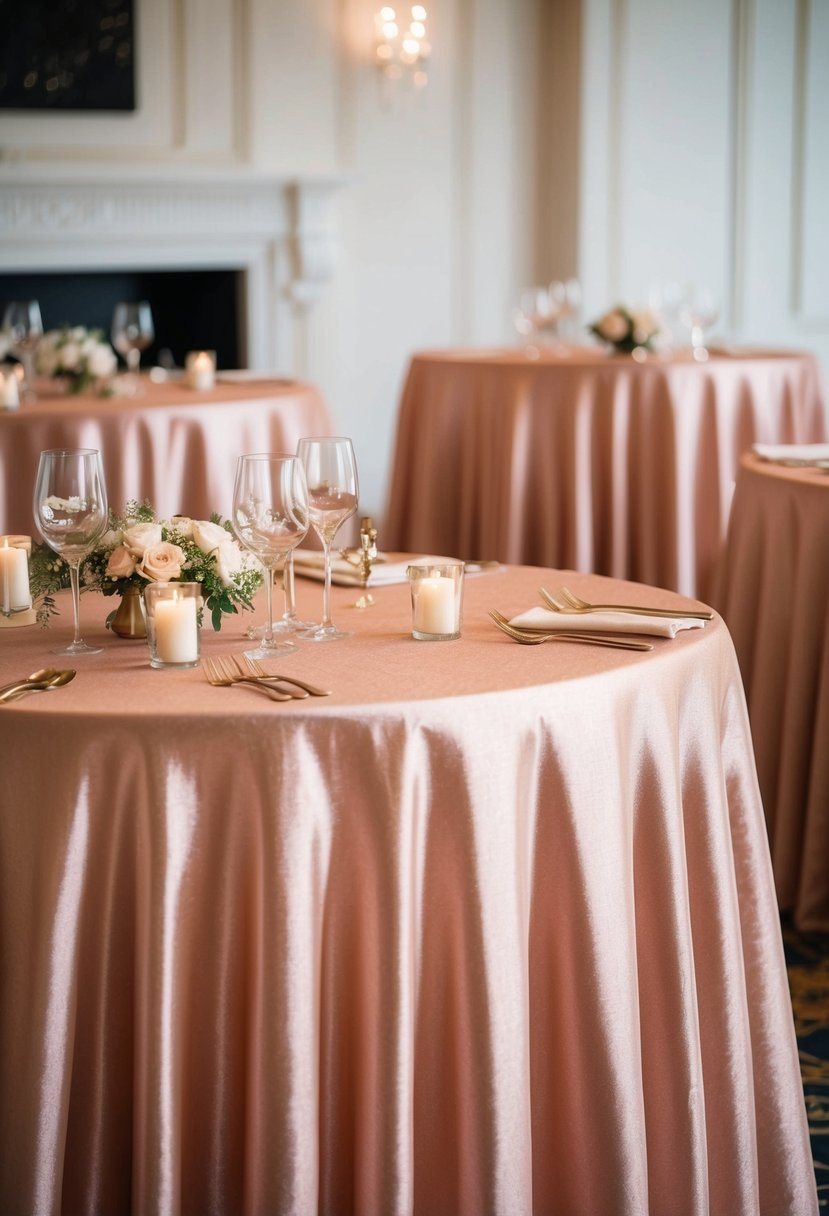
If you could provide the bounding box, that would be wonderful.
[374,5,430,89]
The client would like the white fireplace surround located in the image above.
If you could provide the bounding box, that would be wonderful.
[0,166,345,372]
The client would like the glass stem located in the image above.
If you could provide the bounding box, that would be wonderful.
[69,560,82,646]
[263,563,274,643]
[127,348,140,375]
[283,552,296,621]
[322,541,333,629]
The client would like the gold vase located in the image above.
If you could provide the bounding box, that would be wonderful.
[110,585,147,639]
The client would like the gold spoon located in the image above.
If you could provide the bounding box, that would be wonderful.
[0,667,59,698]
[0,669,76,704]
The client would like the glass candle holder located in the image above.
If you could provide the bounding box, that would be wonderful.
[185,350,216,390]
[143,582,201,669]
[407,562,464,641]
[0,535,34,626]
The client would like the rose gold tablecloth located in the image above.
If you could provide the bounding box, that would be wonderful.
[384,347,826,600]
[0,569,815,1215]
[0,376,332,533]
[713,453,829,932]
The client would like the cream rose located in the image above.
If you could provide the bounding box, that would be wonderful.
[630,308,659,345]
[59,341,81,371]
[596,309,629,343]
[214,542,244,586]
[122,521,163,556]
[169,515,195,539]
[137,542,186,582]
[88,344,117,379]
[105,544,137,579]
[192,519,230,554]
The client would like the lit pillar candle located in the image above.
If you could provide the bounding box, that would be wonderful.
[0,370,20,410]
[0,538,31,613]
[185,351,216,391]
[413,575,456,635]
[154,594,198,663]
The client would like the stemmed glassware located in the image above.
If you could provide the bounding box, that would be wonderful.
[33,448,108,655]
[680,286,718,362]
[232,454,310,659]
[3,300,43,400]
[111,301,154,392]
[297,437,359,642]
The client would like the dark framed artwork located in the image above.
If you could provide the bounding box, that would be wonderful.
[0,1,135,111]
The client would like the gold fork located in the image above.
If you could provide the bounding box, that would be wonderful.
[489,610,652,651]
[202,655,293,701]
[239,655,331,697]
[540,585,713,622]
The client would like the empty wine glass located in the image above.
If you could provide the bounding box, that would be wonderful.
[245,552,315,640]
[513,286,564,355]
[297,437,359,642]
[111,301,154,393]
[232,454,310,659]
[3,300,43,400]
[33,448,108,655]
[680,286,719,362]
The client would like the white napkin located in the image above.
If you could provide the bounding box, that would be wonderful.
[753,443,829,465]
[510,607,706,639]
[292,550,457,587]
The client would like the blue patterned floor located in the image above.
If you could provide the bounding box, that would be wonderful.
[784,921,829,1208]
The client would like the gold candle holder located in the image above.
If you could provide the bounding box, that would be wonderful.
[340,516,384,608]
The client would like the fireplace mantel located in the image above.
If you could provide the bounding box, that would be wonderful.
[0,166,346,370]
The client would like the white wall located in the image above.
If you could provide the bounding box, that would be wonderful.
[1,0,825,519]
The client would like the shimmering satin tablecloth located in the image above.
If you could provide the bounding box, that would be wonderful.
[384,347,826,600]
[0,569,815,1215]
[0,375,332,532]
[714,453,829,932]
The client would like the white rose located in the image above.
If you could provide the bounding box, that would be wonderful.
[596,309,629,343]
[168,516,195,539]
[214,542,244,586]
[122,521,162,556]
[99,527,121,549]
[106,544,137,579]
[60,341,81,371]
[192,519,230,554]
[88,344,117,378]
[71,326,87,342]
[137,542,186,582]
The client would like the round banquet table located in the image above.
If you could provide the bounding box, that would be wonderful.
[383,345,826,601]
[713,452,829,932]
[0,568,816,1216]
[0,374,333,533]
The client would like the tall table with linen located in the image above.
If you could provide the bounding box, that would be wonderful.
[714,449,829,932]
[0,567,816,1215]
[0,374,333,532]
[383,346,825,600]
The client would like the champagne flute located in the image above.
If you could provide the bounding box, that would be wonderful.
[232,454,309,659]
[297,437,359,642]
[3,300,43,400]
[680,286,718,362]
[111,301,154,393]
[33,448,108,655]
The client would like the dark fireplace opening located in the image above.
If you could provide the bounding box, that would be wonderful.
[0,268,244,370]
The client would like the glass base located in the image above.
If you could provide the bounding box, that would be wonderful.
[247,614,316,639]
[150,656,199,669]
[299,624,351,642]
[412,629,461,641]
[244,637,298,659]
[51,639,104,656]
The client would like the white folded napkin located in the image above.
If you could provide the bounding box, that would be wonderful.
[510,607,706,639]
[293,550,457,587]
[753,443,829,465]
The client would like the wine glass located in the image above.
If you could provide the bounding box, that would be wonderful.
[33,448,108,655]
[3,300,43,400]
[111,301,154,393]
[680,286,719,362]
[297,437,359,642]
[244,552,315,640]
[232,454,310,659]
[512,286,563,355]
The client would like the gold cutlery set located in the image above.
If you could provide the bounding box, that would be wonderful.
[202,653,331,700]
[490,585,713,651]
[0,667,76,703]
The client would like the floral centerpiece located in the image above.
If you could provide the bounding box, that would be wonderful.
[30,501,262,631]
[588,306,662,354]
[35,325,118,394]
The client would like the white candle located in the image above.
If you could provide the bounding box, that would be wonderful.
[185,351,216,391]
[0,370,19,410]
[0,540,31,613]
[154,594,198,663]
[414,575,456,635]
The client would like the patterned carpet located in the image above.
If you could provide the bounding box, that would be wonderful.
[784,921,829,1208]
